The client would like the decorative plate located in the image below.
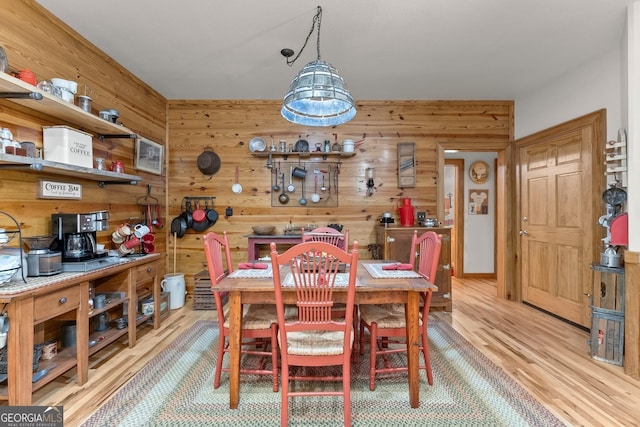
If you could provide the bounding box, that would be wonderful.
[469,160,490,184]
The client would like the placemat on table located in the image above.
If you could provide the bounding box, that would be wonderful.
[363,263,422,278]
[281,272,360,287]
[227,264,274,279]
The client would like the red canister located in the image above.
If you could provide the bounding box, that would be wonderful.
[16,68,38,86]
[397,198,415,226]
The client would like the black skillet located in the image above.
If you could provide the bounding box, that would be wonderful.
[181,200,194,229]
[170,215,187,238]
[192,211,211,232]
[205,201,219,226]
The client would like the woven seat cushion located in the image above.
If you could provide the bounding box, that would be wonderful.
[281,327,354,356]
[359,304,424,329]
[223,303,277,329]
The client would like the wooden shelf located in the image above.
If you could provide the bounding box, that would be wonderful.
[0,72,136,138]
[0,152,141,186]
[251,151,355,160]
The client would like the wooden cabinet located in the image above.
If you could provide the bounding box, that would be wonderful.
[376,226,452,311]
[0,253,161,405]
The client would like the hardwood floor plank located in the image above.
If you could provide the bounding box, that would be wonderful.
[7,278,640,426]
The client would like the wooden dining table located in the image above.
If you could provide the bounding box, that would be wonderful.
[216,260,437,409]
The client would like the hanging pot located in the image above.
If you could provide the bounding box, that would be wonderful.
[197,150,221,176]
[181,201,194,229]
[192,201,206,223]
[294,139,309,152]
[292,166,307,179]
[192,214,211,232]
[205,201,219,225]
[170,216,187,238]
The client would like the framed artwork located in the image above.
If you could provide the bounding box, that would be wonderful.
[469,189,489,215]
[135,137,164,175]
[397,142,416,188]
[469,160,490,184]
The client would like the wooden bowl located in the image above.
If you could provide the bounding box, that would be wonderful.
[252,225,275,235]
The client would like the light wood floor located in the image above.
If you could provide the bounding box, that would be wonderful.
[18,277,640,426]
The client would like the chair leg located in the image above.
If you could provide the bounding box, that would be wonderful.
[271,324,279,392]
[421,327,433,386]
[214,334,226,389]
[343,358,352,427]
[359,320,366,356]
[280,361,289,427]
[351,306,359,362]
[369,324,377,391]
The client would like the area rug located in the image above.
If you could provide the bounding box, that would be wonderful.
[81,319,565,426]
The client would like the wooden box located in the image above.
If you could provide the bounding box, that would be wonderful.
[590,307,624,365]
[43,125,93,168]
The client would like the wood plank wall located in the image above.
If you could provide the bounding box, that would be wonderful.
[0,1,168,277]
[168,100,513,289]
[0,2,513,295]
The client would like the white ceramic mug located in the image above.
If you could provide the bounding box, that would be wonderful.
[134,224,151,238]
[111,231,125,244]
[115,223,132,238]
[118,243,135,256]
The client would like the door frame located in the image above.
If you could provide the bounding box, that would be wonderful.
[437,141,516,301]
[444,158,465,277]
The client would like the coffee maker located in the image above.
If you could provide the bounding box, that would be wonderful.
[52,213,99,262]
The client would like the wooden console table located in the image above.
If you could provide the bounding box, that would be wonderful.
[0,253,161,405]
[244,234,302,261]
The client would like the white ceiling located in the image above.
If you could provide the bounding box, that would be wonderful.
[36,0,633,101]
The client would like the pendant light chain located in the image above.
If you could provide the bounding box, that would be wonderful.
[286,6,323,66]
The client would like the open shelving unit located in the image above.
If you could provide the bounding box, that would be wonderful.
[0,72,142,186]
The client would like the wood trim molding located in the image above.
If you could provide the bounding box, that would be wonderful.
[625,251,640,378]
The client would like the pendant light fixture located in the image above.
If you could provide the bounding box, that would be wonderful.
[281,6,356,127]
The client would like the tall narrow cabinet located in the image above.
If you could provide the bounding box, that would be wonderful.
[376,225,452,311]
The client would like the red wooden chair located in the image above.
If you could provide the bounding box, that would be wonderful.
[359,230,442,390]
[301,226,356,356]
[301,226,349,250]
[270,240,359,427]
[203,231,279,392]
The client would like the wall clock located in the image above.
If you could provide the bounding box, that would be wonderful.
[469,160,490,184]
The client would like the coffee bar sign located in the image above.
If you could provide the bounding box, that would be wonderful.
[37,179,82,200]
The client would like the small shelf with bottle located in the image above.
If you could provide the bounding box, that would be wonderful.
[0,152,142,186]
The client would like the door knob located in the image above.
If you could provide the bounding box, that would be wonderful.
[519,230,528,236]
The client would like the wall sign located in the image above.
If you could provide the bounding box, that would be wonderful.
[397,142,416,188]
[37,180,82,199]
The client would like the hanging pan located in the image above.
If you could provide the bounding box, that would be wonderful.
[197,149,221,178]
[170,216,187,238]
[232,166,243,194]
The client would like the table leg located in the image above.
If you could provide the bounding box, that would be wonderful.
[247,240,257,261]
[406,291,420,408]
[228,292,242,409]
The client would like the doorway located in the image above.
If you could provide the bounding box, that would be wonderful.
[437,142,515,301]
[444,159,464,277]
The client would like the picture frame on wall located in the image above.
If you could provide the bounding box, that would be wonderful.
[135,137,164,175]
[469,189,489,215]
[469,160,490,184]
